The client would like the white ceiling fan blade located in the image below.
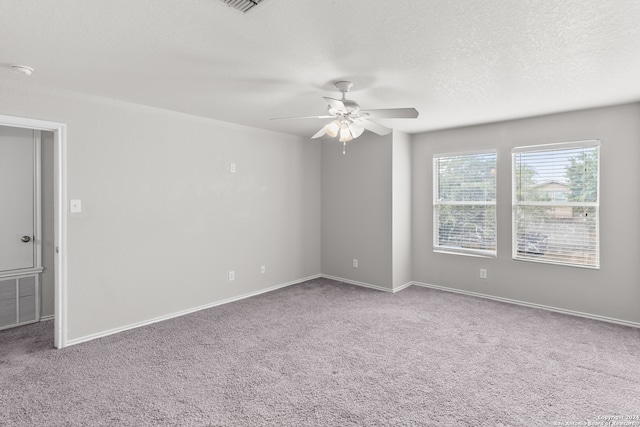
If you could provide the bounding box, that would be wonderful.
[358,108,419,119]
[323,97,347,112]
[311,127,327,139]
[353,118,392,136]
[270,115,334,120]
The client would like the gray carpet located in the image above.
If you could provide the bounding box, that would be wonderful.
[1,278,639,426]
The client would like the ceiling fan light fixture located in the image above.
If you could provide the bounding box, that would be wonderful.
[339,124,353,142]
[349,121,365,138]
[324,120,340,138]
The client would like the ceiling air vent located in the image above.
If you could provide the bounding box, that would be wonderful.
[219,0,264,13]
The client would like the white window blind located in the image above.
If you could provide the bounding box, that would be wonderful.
[433,151,497,257]
[512,141,600,268]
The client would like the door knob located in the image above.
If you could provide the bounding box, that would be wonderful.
[21,236,31,243]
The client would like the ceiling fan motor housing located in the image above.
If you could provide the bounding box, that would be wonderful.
[329,100,360,115]
[342,99,360,114]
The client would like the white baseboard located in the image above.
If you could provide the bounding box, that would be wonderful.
[393,281,413,293]
[64,274,638,348]
[321,274,411,293]
[412,281,640,329]
[65,274,322,347]
[40,315,54,322]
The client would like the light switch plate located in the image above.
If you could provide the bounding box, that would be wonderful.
[70,199,82,213]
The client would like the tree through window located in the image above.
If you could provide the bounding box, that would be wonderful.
[512,141,600,268]
[433,151,497,257]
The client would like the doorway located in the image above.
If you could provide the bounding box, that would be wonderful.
[0,114,67,349]
[0,126,44,330]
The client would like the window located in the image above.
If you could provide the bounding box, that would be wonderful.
[512,141,600,268]
[433,151,497,257]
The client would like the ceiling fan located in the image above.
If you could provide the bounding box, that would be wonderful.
[271,81,419,153]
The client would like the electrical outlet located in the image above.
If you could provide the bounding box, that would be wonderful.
[229,163,236,173]
[480,268,487,279]
[228,271,235,281]
[353,259,358,268]
[260,265,266,274]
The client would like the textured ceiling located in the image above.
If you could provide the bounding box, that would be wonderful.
[2,0,640,137]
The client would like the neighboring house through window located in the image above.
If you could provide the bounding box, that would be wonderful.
[512,140,600,268]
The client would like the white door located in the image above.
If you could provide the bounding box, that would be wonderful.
[0,126,37,272]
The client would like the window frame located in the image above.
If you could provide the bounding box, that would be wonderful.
[433,149,498,258]
[511,140,600,269]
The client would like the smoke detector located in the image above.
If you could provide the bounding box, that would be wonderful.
[11,65,34,76]
[219,0,264,13]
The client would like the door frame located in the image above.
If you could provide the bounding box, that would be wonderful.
[0,114,68,349]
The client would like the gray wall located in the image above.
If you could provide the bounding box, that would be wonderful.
[412,102,640,324]
[41,130,55,318]
[321,130,413,291]
[0,80,321,342]
[321,133,393,289]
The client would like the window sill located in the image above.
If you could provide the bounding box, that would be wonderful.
[512,256,599,270]
[434,248,497,259]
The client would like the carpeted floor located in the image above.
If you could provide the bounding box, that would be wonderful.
[1,278,639,426]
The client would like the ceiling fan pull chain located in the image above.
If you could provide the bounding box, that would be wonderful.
[343,141,346,155]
